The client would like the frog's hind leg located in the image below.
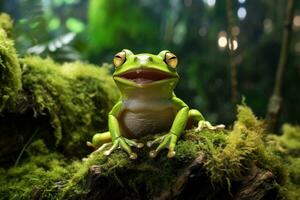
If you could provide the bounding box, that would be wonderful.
[186,109,225,131]
[86,131,112,151]
[185,109,205,129]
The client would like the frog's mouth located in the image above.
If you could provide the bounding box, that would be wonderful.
[114,69,177,85]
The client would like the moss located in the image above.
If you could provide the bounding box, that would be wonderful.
[278,124,300,152]
[266,124,300,200]
[27,139,50,156]
[196,105,265,184]
[0,141,82,200]
[0,13,13,36]
[21,56,119,155]
[0,25,22,111]
[0,105,293,199]
[60,139,198,199]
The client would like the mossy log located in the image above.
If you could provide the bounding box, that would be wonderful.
[65,105,281,200]
[0,17,22,111]
[0,57,119,164]
[86,155,277,200]
[1,105,290,200]
[0,17,120,164]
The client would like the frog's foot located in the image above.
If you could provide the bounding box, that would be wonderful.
[103,137,144,160]
[92,142,112,154]
[195,120,225,132]
[147,132,177,158]
[84,142,112,161]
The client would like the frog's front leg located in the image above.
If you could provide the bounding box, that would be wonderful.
[90,101,144,159]
[148,97,189,158]
[107,101,145,159]
[147,99,225,158]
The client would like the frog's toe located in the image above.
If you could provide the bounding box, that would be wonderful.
[167,140,176,158]
[196,121,225,131]
[214,124,225,129]
[205,123,225,130]
[86,141,94,148]
[103,142,118,156]
[125,138,144,149]
[129,152,138,159]
[149,133,177,158]
[90,142,112,155]
[147,135,166,148]
[119,138,139,160]
[137,143,144,148]
[167,150,176,158]
[149,150,158,158]
[147,141,153,148]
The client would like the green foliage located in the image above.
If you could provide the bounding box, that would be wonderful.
[21,56,119,155]
[88,0,160,52]
[0,24,22,112]
[66,18,85,33]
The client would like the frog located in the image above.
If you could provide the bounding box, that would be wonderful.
[87,49,224,159]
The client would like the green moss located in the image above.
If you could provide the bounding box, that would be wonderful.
[279,124,300,152]
[266,124,300,200]
[0,25,22,111]
[60,139,197,199]
[0,105,293,199]
[21,56,119,155]
[196,105,265,184]
[27,139,50,156]
[0,141,82,200]
[0,13,13,36]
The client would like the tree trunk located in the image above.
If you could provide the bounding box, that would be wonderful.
[226,0,238,103]
[266,0,295,131]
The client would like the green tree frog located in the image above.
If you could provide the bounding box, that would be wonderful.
[87,50,224,159]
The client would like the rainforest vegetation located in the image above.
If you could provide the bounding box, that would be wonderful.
[0,0,299,199]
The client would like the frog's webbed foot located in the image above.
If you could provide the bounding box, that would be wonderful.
[102,137,144,160]
[195,120,225,132]
[147,132,177,158]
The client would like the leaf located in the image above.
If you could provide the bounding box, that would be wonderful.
[65,18,85,33]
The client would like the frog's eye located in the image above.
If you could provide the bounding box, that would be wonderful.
[164,52,178,68]
[113,51,126,68]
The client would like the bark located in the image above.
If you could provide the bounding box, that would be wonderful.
[86,155,278,200]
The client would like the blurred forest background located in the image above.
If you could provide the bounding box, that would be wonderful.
[1,0,299,129]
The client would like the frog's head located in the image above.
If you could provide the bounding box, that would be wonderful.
[112,49,179,89]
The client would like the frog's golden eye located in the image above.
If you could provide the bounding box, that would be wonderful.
[113,51,126,68]
[164,52,178,68]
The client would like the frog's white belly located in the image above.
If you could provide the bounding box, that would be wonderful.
[119,99,177,138]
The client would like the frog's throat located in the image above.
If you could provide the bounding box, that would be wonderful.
[113,77,178,100]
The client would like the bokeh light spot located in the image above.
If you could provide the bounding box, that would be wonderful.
[237,7,247,20]
[218,36,227,48]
